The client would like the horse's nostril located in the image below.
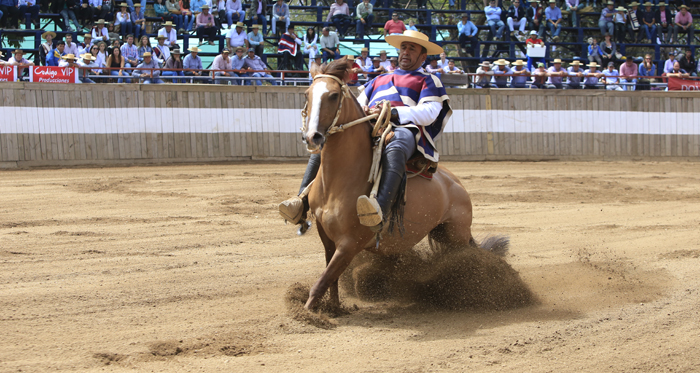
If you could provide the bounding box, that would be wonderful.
[311,132,324,145]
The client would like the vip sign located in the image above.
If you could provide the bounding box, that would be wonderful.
[0,65,16,82]
[29,66,79,83]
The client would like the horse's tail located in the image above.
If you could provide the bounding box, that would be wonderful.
[471,235,510,257]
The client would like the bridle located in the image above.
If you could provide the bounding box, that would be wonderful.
[301,74,391,153]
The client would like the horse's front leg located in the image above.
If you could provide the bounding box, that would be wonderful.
[305,242,362,310]
[316,223,340,309]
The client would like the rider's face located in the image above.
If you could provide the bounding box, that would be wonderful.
[398,42,426,71]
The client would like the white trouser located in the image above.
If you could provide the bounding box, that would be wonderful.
[507,17,526,33]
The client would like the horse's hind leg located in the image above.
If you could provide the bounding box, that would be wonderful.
[429,201,474,251]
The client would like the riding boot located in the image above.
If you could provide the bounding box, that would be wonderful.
[356,148,407,231]
[278,153,320,224]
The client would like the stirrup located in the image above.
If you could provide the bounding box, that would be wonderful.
[356,195,383,228]
[279,196,304,224]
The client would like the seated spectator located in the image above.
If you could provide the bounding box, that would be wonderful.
[355,0,374,40]
[587,37,603,66]
[474,61,494,88]
[366,57,387,79]
[510,60,530,88]
[602,61,623,90]
[678,49,697,77]
[378,50,391,69]
[387,57,398,72]
[583,61,602,89]
[85,44,103,77]
[637,53,655,89]
[278,24,303,71]
[663,51,675,73]
[183,46,208,82]
[225,0,245,29]
[40,31,56,66]
[77,1,94,30]
[457,13,478,57]
[121,34,139,70]
[302,27,319,60]
[153,35,171,64]
[0,0,20,29]
[407,19,417,32]
[638,2,656,43]
[272,0,290,36]
[544,0,562,42]
[18,0,40,28]
[507,0,527,39]
[196,4,218,46]
[159,21,179,48]
[326,0,352,39]
[437,52,447,68]
[95,41,107,69]
[92,19,110,45]
[243,48,277,85]
[613,7,627,44]
[226,22,249,51]
[600,33,616,67]
[77,53,99,83]
[155,0,180,31]
[531,62,548,89]
[656,2,671,44]
[91,0,113,24]
[526,30,545,71]
[383,13,406,37]
[492,59,511,88]
[619,56,638,90]
[672,5,693,45]
[64,33,80,57]
[248,24,264,58]
[131,4,146,40]
[319,27,340,62]
[165,0,184,32]
[137,35,153,63]
[230,46,247,85]
[599,1,616,36]
[246,0,267,35]
[425,57,441,74]
[47,41,66,66]
[526,0,545,39]
[9,49,34,77]
[666,61,689,78]
[212,48,233,84]
[564,0,584,28]
[179,0,195,31]
[485,0,505,40]
[567,60,584,89]
[106,46,128,83]
[627,2,641,42]
[77,33,93,56]
[132,52,163,84]
[546,58,566,88]
[344,54,362,85]
[57,53,77,68]
[56,0,83,33]
[356,47,371,70]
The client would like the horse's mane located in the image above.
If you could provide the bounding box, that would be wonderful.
[320,59,350,82]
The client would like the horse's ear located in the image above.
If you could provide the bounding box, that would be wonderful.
[310,63,324,78]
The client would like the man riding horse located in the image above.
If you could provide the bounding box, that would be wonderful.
[279,30,452,232]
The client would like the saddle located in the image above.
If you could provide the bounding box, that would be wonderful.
[384,130,438,180]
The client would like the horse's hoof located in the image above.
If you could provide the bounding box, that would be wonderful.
[356,195,382,227]
[297,220,312,236]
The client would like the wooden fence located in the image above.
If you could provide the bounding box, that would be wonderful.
[1,83,699,168]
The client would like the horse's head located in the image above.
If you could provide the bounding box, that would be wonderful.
[303,59,351,152]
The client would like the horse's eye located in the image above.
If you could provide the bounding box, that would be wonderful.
[328,92,339,100]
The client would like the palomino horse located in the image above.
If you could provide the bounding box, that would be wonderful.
[302,60,479,310]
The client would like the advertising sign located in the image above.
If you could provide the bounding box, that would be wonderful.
[667,76,700,91]
[0,65,16,82]
[29,66,79,83]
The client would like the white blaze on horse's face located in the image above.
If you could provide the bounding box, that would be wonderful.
[305,81,329,149]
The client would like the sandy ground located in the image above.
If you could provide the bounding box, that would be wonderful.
[1,161,700,372]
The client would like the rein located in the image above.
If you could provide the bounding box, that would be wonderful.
[301,74,391,154]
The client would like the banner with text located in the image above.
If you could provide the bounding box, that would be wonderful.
[0,65,16,82]
[667,77,700,91]
[29,66,79,84]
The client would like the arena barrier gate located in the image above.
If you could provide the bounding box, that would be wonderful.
[1,83,699,168]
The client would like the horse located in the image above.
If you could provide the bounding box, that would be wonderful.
[301,60,495,311]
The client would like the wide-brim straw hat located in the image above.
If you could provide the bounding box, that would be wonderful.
[235,22,244,27]
[188,46,201,52]
[62,53,76,60]
[156,35,167,39]
[657,2,667,5]
[172,49,182,54]
[95,19,108,24]
[552,58,562,63]
[379,49,387,54]
[587,62,599,67]
[513,60,525,66]
[118,2,128,6]
[494,60,507,66]
[251,24,260,29]
[641,1,652,6]
[163,21,175,27]
[201,4,210,8]
[679,4,688,9]
[385,30,443,55]
[83,33,92,39]
[479,61,491,67]
[42,31,56,39]
[628,1,639,5]
[615,6,626,11]
[372,57,381,61]
[142,52,152,57]
[570,60,582,66]
[606,0,614,4]
[361,47,369,52]
[80,53,96,61]
[14,49,24,54]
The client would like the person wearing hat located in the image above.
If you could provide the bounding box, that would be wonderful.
[158,21,179,48]
[356,47,371,70]
[655,2,672,44]
[602,61,623,90]
[387,56,399,72]
[226,22,250,51]
[545,0,562,42]
[319,26,340,62]
[248,24,265,58]
[183,46,207,82]
[57,53,77,68]
[566,60,584,89]
[366,56,387,80]
[246,0,267,35]
[638,2,656,43]
[355,0,374,40]
[526,0,544,38]
[457,13,478,57]
[196,4,218,45]
[47,41,66,66]
[672,4,694,45]
[613,6,627,44]
[40,31,56,66]
[326,0,352,39]
[224,0,245,29]
[242,47,277,86]
[77,53,99,83]
[526,30,545,71]
[116,3,134,38]
[230,46,247,85]
[492,59,512,88]
[485,0,506,40]
[153,35,171,63]
[383,12,406,38]
[473,61,494,88]
[77,33,94,56]
[627,2,641,43]
[510,59,530,88]
[131,3,146,40]
[211,48,234,84]
[619,56,638,90]
[583,61,602,89]
[378,49,391,69]
[598,1,615,37]
[272,0,290,36]
[8,49,34,78]
[92,19,110,44]
[132,51,164,84]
